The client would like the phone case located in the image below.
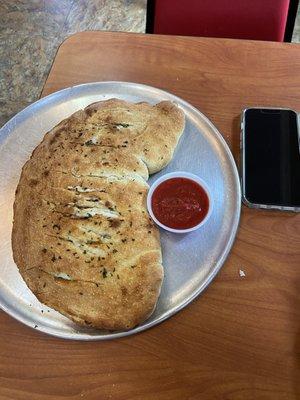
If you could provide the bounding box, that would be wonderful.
[240,107,300,212]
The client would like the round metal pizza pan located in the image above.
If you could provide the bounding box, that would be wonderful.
[0,82,241,340]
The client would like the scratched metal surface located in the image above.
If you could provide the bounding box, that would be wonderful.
[0,82,241,340]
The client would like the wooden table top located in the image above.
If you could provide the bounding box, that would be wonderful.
[1,31,300,400]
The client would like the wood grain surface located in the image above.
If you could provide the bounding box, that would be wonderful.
[1,32,300,400]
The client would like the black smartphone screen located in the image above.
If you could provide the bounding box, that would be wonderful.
[244,108,300,207]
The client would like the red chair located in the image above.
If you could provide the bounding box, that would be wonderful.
[146,0,299,42]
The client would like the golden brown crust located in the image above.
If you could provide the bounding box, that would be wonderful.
[12,99,185,330]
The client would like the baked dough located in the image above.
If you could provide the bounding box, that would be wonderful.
[12,99,185,330]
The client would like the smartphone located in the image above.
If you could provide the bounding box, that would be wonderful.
[241,108,300,211]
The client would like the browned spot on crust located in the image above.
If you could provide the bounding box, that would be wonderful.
[121,287,128,296]
[29,179,38,187]
[109,219,121,228]
[86,108,96,117]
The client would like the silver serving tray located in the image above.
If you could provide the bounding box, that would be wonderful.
[0,82,241,340]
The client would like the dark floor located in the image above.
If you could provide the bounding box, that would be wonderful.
[0,0,299,128]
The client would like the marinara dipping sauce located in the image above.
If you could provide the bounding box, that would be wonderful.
[147,172,212,233]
